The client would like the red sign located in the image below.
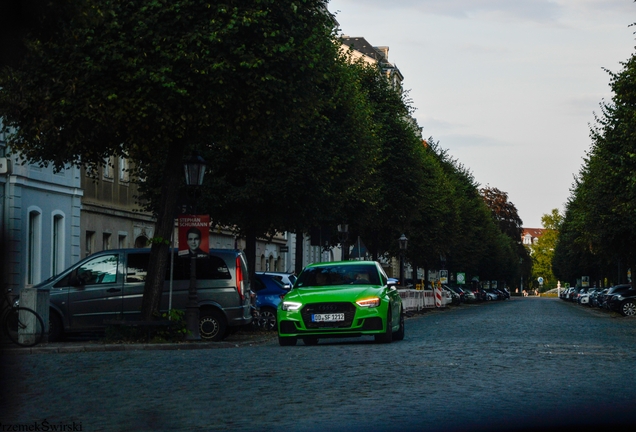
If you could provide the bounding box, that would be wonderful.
[178,215,210,258]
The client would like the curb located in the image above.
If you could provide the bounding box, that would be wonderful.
[0,334,277,355]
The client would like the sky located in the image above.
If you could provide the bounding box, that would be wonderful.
[328,0,636,228]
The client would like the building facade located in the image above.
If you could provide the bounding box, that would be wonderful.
[1,128,82,293]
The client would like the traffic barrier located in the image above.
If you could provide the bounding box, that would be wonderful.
[398,289,447,311]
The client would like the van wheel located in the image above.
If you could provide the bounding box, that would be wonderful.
[199,310,227,341]
[49,311,63,342]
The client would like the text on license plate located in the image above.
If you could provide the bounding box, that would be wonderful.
[311,313,345,322]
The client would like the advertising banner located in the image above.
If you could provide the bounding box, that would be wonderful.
[178,215,210,258]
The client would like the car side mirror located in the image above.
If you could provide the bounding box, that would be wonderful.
[69,273,84,287]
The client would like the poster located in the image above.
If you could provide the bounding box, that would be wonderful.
[178,215,210,258]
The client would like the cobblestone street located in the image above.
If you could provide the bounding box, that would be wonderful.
[1,297,635,432]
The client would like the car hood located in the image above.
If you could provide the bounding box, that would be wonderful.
[286,285,384,303]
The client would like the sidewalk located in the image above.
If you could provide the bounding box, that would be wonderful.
[0,330,277,355]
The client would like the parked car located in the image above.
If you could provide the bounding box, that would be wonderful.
[578,288,595,305]
[442,285,460,305]
[484,289,499,301]
[462,288,477,303]
[33,248,252,342]
[607,285,636,316]
[590,288,607,307]
[277,261,404,346]
[253,273,291,330]
[444,285,466,303]
[603,284,632,310]
[256,271,297,289]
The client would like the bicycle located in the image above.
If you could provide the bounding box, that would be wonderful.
[1,288,45,347]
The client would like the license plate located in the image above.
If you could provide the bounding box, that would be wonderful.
[312,313,345,322]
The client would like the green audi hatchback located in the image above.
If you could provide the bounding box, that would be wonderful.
[277,261,404,346]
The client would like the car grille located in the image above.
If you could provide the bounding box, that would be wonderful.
[301,302,356,329]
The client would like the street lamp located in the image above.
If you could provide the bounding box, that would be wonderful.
[519,258,524,296]
[398,234,408,286]
[184,152,207,341]
[337,224,349,261]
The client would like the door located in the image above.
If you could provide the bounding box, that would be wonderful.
[67,253,123,330]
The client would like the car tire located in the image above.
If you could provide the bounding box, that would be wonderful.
[303,337,319,346]
[278,336,297,346]
[48,311,63,342]
[374,309,393,344]
[199,309,227,341]
[258,308,277,331]
[392,310,405,341]
[620,300,636,317]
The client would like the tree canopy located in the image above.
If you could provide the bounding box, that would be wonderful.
[552,34,636,288]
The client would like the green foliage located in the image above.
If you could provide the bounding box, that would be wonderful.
[531,209,561,289]
[553,37,636,287]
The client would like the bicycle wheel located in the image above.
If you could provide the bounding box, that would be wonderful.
[4,307,45,347]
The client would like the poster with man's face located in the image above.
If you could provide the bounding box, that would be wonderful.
[178,215,210,258]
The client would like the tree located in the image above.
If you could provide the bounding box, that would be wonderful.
[553,33,636,287]
[531,209,561,290]
[0,0,345,320]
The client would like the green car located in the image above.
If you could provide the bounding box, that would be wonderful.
[277,261,404,346]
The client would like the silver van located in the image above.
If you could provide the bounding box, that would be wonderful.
[33,248,252,341]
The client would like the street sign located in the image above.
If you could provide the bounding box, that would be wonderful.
[457,273,466,285]
[538,277,544,286]
[440,270,448,284]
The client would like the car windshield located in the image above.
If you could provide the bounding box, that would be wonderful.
[296,264,381,287]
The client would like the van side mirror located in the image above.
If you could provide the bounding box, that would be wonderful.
[69,272,84,287]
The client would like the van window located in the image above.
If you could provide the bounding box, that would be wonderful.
[118,252,233,283]
[127,253,149,282]
[55,254,119,287]
[170,254,232,281]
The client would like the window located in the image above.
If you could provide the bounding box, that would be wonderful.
[75,254,118,285]
[126,253,149,283]
[169,254,231,281]
[118,234,127,249]
[27,210,42,285]
[103,156,114,179]
[86,231,95,257]
[103,233,111,250]
[52,214,65,276]
[119,156,129,182]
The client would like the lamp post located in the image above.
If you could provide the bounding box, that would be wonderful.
[519,258,523,296]
[337,224,349,261]
[184,152,207,340]
[398,234,408,286]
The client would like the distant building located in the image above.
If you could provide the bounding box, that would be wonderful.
[522,228,545,245]
[340,36,404,90]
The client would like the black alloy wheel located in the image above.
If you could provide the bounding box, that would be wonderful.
[374,309,393,344]
[392,309,405,341]
[620,300,636,317]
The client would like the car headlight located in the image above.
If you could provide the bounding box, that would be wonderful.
[616,295,624,301]
[281,301,302,311]
[356,297,381,308]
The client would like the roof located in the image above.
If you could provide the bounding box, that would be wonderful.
[340,36,388,62]
[522,228,545,238]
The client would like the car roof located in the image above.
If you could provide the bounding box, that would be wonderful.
[306,260,377,268]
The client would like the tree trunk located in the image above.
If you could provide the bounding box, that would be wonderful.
[295,230,304,275]
[245,228,257,289]
[141,141,186,321]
